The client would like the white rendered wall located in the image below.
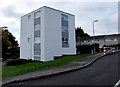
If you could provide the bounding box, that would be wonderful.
[42,7,62,61]
[43,7,76,61]
[20,13,34,60]
[21,8,44,61]
[62,14,76,55]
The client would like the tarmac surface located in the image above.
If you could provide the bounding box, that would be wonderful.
[3,52,119,86]
[3,50,118,85]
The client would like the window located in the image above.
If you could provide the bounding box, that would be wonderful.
[34,56,40,61]
[34,37,40,43]
[66,38,68,41]
[34,17,40,25]
[62,32,69,38]
[34,30,40,37]
[34,24,40,31]
[62,38,64,41]
[34,11,40,19]
[34,43,41,56]
[34,50,41,56]
[34,11,41,58]
[62,14,68,21]
[106,39,111,41]
[61,14,69,47]
[114,38,117,41]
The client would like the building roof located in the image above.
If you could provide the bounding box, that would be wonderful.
[79,34,120,41]
[21,6,75,18]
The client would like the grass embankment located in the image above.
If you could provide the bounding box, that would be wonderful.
[2,53,90,78]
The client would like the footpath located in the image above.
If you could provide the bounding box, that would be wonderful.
[2,50,120,85]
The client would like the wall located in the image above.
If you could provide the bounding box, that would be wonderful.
[62,14,76,55]
[43,7,76,61]
[20,13,34,60]
[43,7,62,61]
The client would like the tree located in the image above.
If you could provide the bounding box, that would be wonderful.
[75,27,90,42]
[2,28,19,60]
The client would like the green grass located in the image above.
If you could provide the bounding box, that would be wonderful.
[2,53,90,78]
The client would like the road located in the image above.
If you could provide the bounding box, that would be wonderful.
[3,52,120,86]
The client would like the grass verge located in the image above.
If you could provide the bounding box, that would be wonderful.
[2,53,90,78]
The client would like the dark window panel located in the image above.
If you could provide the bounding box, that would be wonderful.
[62,14,68,21]
[62,32,69,38]
[62,43,69,47]
[34,17,40,25]
[62,26,68,30]
[34,43,41,50]
[34,56,40,60]
[62,20,68,27]
[34,30,40,37]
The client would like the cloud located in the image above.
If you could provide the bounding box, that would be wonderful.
[2,5,23,19]
[0,1,118,45]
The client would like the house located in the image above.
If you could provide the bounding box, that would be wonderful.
[77,34,120,49]
[20,6,76,62]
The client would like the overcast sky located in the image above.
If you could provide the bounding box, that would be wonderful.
[0,0,119,44]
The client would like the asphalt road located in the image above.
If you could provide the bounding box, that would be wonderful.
[3,52,120,87]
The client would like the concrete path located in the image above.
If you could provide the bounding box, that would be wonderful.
[2,50,120,85]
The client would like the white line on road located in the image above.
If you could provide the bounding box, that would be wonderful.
[114,79,120,87]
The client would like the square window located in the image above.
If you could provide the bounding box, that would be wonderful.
[34,17,40,25]
[35,24,40,31]
[34,11,40,19]
[62,14,68,21]
[34,37,40,43]
[34,30,40,37]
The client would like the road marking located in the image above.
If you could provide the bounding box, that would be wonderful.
[114,79,120,87]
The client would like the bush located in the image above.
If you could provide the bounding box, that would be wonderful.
[77,43,100,53]
[10,56,18,59]
[6,59,34,66]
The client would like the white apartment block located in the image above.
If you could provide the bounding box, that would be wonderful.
[20,6,76,61]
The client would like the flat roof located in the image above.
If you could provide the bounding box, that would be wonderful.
[21,6,75,18]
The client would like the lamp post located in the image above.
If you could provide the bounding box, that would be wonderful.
[93,20,98,54]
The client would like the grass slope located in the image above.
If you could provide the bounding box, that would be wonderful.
[2,53,90,78]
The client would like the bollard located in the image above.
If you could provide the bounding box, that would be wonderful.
[112,48,115,52]
[104,47,106,55]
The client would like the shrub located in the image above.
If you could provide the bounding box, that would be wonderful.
[10,56,18,59]
[5,59,34,66]
[77,43,100,53]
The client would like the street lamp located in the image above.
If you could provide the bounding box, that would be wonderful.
[93,20,98,54]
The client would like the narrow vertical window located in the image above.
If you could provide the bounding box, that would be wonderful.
[34,11,41,60]
[61,14,69,47]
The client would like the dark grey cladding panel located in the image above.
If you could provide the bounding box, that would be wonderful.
[34,17,40,25]
[34,56,40,61]
[34,43,40,50]
[62,32,69,38]
[62,43,69,47]
[34,30,40,37]
[62,14,68,20]
[62,20,68,27]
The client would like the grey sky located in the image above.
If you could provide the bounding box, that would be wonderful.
[0,0,119,44]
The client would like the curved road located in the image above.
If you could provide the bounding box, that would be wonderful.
[3,52,120,86]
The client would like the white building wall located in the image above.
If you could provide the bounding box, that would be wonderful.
[20,6,76,62]
[20,13,34,60]
[62,14,76,55]
[43,7,62,61]
[40,8,46,61]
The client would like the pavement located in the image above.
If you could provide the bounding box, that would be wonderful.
[2,50,120,85]
[6,51,119,86]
